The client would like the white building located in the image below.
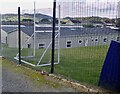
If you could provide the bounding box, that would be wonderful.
[6,26,119,49]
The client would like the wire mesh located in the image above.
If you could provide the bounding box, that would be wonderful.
[16,1,59,66]
[1,2,19,61]
[51,0,119,86]
[1,0,120,87]
[0,13,1,57]
[0,12,2,94]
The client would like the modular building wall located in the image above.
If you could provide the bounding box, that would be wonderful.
[8,31,33,48]
[35,34,118,49]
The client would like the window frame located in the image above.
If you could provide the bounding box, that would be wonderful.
[95,38,98,42]
[38,43,45,49]
[66,40,72,48]
[103,38,107,43]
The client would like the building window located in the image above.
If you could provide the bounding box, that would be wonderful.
[78,40,82,44]
[66,41,72,48]
[38,43,45,48]
[103,38,107,42]
[95,38,98,42]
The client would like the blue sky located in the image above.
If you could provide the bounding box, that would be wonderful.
[0,0,119,18]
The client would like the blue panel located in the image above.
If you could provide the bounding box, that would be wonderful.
[99,40,120,92]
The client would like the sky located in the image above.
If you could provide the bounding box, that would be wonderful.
[0,0,119,18]
[0,0,53,13]
[60,0,119,18]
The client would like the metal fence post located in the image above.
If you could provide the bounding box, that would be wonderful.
[51,0,56,73]
[18,7,21,64]
[0,14,1,53]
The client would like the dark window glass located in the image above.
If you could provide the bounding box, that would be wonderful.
[95,38,98,42]
[79,40,82,44]
[28,44,31,48]
[67,41,71,48]
[104,38,107,42]
[38,44,45,48]
[117,37,120,41]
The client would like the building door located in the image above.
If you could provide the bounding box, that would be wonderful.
[28,44,31,48]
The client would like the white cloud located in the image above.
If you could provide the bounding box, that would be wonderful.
[0,0,119,18]
[99,0,118,2]
[0,0,53,14]
[86,0,118,2]
[60,1,118,18]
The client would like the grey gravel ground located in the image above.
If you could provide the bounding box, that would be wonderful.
[2,65,77,92]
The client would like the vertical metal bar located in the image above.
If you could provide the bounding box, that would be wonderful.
[33,0,36,56]
[0,13,1,51]
[18,7,21,64]
[51,0,56,73]
[0,12,1,94]
[58,4,61,64]
[117,2,120,42]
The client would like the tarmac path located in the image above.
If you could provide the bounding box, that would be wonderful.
[2,58,77,92]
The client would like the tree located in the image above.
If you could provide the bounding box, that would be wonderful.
[40,18,51,23]
[22,19,33,22]
[83,24,95,28]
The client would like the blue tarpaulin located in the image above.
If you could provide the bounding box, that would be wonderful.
[99,40,120,92]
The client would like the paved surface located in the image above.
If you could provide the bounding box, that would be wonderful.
[2,68,36,92]
[2,62,77,92]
